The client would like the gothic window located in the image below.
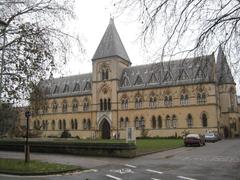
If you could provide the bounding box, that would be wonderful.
[42,120,45,130]
[87,119,91,130]
[140,116,145,128]
[152,116,156,129]
[71,119,74,130]
[158,116,162,129]
[62,99,68,113]
[201,113,208,127]
[163,71,173,82]
[83,98,89,111]
[51,120,55,130]
[74,119,78,130]
[172,115,177,128]
[125,117,129,128]
[120,117,124,128]
[149,95,157,108]
[108,98,111,110]
[43,104,49,114]
[135,117,140,129]
[84,82,91,91]
[104,98,107,111]
[230,87,236,111]
[53,85,60,94]
[164,95,172,106]
[101,69,109,80]
[63,84,69,93]
[83,119,87,130]
[134,75,144,86]
[166,115,171,128]
[121,97,128,109]
[63,119,66,130]
[73,83,80,92]
[135,96,143,109]
[195,67,205,79]
[45,87,51,94]
[72,99,78,112]
[180,94,188,105]
[122,76,130,87]
[178,69,189,80]
[52,101,58,113]
[197,92,206,104]
[187,114,193,128]
[59,120,62,130]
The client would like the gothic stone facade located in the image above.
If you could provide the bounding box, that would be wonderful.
[31,19,240,139]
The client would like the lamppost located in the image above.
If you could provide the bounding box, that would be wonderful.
[25,111,31,163]
[0,19,7,105]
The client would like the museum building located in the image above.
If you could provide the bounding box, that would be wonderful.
[31,18,240,139]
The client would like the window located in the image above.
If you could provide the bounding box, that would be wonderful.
[121,97,128,109]
[125,117,129,128]
[102,69,109,80]
[71,119,74,130]
[52,101,58,113]
[73,83,80,92]
[84,82,91,91]
[157,116,162,129]
[83,98,89,111]
[187,114,193,128]
[165,115,171,128]
[59,120,62,130]
[120,117,124,128]
[152,116,156,129]
[62,100,68,113]
[135,117,140,129]
[108,98,111,110]
[197,92,206,104]
[164,95,172,106]
[149,96,157,108]
[122,76,130,87]
[201,113,208,127]
[63,119,66,130]
[104,99,107,111]
[51,120,55,130]
[135,96,143,109]
[63,84,69,93]
[180,94,188,105]
[172,115,177,128]
[43,104,48,114]
[53,85,60,94]
[83,118,91,130]
[72,99,78,112]
[71,119,78,130]
[100,99,103,111]
[87,119,91,130]
[74,119,78,130]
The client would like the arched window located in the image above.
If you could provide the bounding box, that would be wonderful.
[172,115,177,128]
[63,119,66,130]
[72,99,78,112]
[100,99,103,111]
[187,114,193,128]
[121,97,128,109]
[197,92,206,104]
[83,98,89,111]
[42,120,45,130]
[149,96,157,108]
[125,117,129,128]
[120,117,124,128]
[180,94,188,105]
[108,98,111,110]
[230,87,236,111]
[135,117,139,129]
[135,96,142,109]
[83,119,87,130]
[87,119,91,130]
[157,116,162,129]
[101,68,109,80]
[104,98,107,111]
[140,116,145,128]
[166,115,170,128]
[164,95,172,106]
[51,120,55,130]
[59,120,62,130]
[71,119,74,130]
[62,100,68,113]
[152,116,156,129]
[52,101,58,113]
[202,113,208,127]
[74,119,78,130]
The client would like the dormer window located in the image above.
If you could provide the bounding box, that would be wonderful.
[63,84,69,93]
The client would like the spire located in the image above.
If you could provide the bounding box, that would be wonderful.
[92,18,131,63]
[216,46,235,84]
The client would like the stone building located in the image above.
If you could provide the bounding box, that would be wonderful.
[31,18,240,139]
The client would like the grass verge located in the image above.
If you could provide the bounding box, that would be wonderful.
[0,158,82,175]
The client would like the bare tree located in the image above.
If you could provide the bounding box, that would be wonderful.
[114,0,240,70]
[0,0,82,103]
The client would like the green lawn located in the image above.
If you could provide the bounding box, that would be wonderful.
[0,159,81,175]
[136,139,184,154]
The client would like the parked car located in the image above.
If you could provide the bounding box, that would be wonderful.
[184,133,205,147]
[205,132,219,143]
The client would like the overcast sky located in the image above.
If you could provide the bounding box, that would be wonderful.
[60,0,147,76]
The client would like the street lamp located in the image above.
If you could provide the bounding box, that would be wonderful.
[0,19,7,104]
[25,111,31,163]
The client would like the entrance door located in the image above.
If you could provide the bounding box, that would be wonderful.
[101,119,110,139]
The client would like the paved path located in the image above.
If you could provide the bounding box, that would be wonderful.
[0,139,240,180]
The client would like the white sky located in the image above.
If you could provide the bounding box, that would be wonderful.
[61,0,147,76]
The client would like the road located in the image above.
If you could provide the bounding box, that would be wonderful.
[0,139,239,180]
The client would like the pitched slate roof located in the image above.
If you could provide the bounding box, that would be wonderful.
[119,55,215,90]
[92,18,131,63]
[40,73,92,98]
[216,46,235,85]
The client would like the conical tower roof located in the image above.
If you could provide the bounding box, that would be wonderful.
[92,18,131,63]
[216,46,235,84]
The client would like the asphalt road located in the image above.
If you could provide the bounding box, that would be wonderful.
[0,139,239,180]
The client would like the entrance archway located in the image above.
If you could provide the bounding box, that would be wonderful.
[100,118,111,139]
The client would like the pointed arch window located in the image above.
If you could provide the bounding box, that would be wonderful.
[172,115,177,128]
[83,98,89,111]
[120,117,124,128]
[108,98,111,110]
[157,116,162,129]
[63,84,69,93]
[63,119,66,130]
[72,99,78,112]
[163,71,173,82]
[164,95,172,106]
[149,95,157,108]
[51,120,55,130]
[122,76,130,87]
[62,99,68,113]
[53,85,60,94]
[135,95,143,109]
[197,92,206,104]
[121,97,128,109]
[148,73,158,84]
[178,69,189,80]
[100,99,103,111]
[135,117,140,129]
[187,114,193,128]
[134,75,144,86]
[125,117,129,128]
[84,82,91,91]
[201,113,208,127]
[73,83,80,92]
[59,120,62,130]
[180,94,188,105]
[165,115,171,128]
[52,101,58,113]
[152,116,156,129]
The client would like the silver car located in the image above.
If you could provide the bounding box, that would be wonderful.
[205,133,218,143]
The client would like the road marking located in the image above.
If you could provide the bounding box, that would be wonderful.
[151,178,161,180]
[106,174,122,180]
[110,168,134,174]
[146,169,163,174]
[124,164,137,168]
[177,175,197,180]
